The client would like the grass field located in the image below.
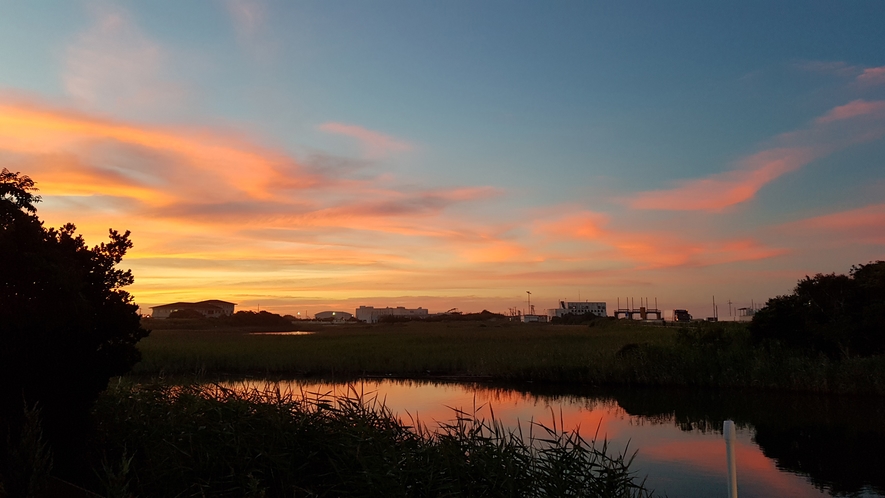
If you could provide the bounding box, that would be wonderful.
[134,320,672,380]
[134,319,885,394]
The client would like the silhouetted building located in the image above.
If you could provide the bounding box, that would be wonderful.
[315,310,353,322]
[150,300,236,319]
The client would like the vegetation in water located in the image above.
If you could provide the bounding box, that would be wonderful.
[84,381,653,497]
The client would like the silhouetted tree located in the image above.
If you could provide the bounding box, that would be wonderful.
[0,169,149,478]
[750,262,885,357]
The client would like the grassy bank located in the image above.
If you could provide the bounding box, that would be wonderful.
[134,320,885,395]
[82,381,651,497]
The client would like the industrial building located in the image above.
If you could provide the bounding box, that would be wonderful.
[355,306,429,323]
[150,300,236,319]
[547,301,607,319]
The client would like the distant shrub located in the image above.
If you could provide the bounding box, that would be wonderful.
[750,261,885,358]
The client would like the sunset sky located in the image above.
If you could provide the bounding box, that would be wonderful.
[2,1,884,317]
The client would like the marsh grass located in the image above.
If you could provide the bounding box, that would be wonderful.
[134,320,885,394]
[134,321,674,379]
[89,380,652,497]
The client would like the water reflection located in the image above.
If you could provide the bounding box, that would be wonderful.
[218,379,885,497]
[609,387,885,496]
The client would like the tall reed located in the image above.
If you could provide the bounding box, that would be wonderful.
[89,380,653,497]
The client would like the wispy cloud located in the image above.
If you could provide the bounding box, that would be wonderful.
[815,99,885,124]
[226,0,265,38]
[787,203,885,245]
[628,147,819,212]
[857,66,885,86]
[535,210,786,269]
[318,122,412,159]
[626,100,885,212]
[794,60,860,77]
[64,5,185,114]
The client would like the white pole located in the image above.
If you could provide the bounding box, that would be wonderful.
[724,419,738,498]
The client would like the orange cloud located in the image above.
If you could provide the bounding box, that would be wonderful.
[0,102,299,199]
[536,211,608,240]
[318,122,412,158]
[0,97,524,313]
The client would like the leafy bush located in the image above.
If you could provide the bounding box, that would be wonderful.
[0,169,148,477]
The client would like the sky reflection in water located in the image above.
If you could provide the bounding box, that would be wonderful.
[218,379,884,497]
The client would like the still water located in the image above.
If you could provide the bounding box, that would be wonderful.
[222,378,885,497]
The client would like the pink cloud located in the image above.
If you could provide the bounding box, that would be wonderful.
[815,99,885,124]
[627,100,885,212]
[857,66,885,86]
[794,60,859,77]
[536,210,787,270]
[318,122,412,159]
[628,147,818,212]
[788,203,885,245]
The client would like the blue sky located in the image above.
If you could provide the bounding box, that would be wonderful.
[1,1,883,316]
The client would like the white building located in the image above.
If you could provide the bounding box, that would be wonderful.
[547,301,607,319]
[355,306,429,323]
[315,311,354,322]
[150,300,236,319]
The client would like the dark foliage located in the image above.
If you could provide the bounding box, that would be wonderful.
[227,310,296,329]
[426,310,507,322]
[379,310,507,323]
[144,310,297,331]
[0,169,148,479]
[167,308,206,319]
[550,312,611,325]
[750,262,885,358]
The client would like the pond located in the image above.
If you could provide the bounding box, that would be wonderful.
[221,378,885,497]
